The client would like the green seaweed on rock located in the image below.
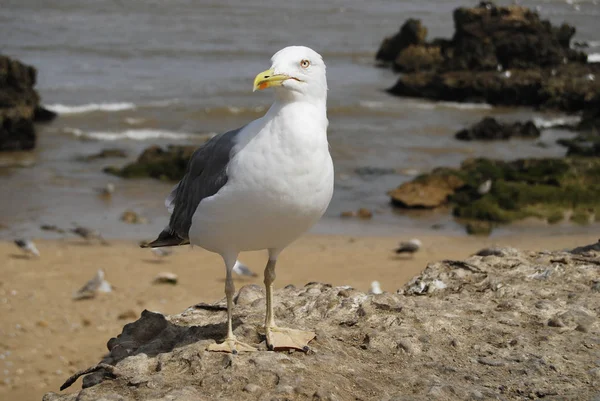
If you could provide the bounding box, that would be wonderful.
[390,157,600,233]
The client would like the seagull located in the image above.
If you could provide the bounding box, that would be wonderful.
[395,239,422,255]
[70,225,108,245]
[142,46,334,353]
[477,179,492,195]
[72,269,113,300]
[14,239,40,257]
[96,183,115,198]
[232,260,258,277]
[370,281,383,294]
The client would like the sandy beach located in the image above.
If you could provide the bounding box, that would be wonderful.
[1,232,597,401]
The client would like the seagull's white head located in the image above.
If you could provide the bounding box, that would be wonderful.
[253,46,327,103]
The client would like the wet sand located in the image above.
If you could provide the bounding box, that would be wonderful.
[0,232,597,401]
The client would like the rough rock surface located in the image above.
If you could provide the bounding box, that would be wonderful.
[44,247,600,400]
[104,145,198,181]
[455,117,540,141]
[375,19,428,65]
[378,3,600,112]
[0,54,56,151]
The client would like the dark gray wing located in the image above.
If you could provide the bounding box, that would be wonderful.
[143,127,244,248]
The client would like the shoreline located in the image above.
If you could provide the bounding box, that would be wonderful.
[1,232,598,401]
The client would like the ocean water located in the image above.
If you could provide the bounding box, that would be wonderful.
[1,0,599,239]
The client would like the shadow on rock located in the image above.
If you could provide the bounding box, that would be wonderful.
[81,309,236,389]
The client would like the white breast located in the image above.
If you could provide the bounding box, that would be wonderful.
[189,101,334,255]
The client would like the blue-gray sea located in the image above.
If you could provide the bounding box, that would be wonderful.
[1,0,599,239]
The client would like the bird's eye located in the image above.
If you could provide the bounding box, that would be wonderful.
[300,59,310,69]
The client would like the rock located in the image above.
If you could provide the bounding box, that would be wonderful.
[79,149,128,162]
[354,166,396,176]
[389,172,464,208]
[48,248,600,400]
[0,54,55,152]
[455,117,540,141]
[120,210,147,224]
[153,272,178,285]
[117,310,138,321]
[388,64,600,111]
[104,145,198,181]
[570,239,600,255]
[390,157,600,231]
[357,208,373,219]
[234,284,264,306]
[378,3,599,112]
[465,221,492,236]
[375,19,428,64]
[394,44,443,73]
[557,96,600,157]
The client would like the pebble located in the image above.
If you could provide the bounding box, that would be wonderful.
[153,272,178,285]
[120,210,148,224]
[357,208,373,219]
[117,309,138,320]
[243,383,261,393]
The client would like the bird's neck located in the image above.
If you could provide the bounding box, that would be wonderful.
[267,97,327,127]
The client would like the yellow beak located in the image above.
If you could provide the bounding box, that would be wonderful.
[253,69,290,92]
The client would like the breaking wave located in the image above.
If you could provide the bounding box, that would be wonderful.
[67,128,196,141]
[46,102,137,114]
[533,116,581,129]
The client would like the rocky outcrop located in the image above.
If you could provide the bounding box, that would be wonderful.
[455,116,540,141]
[378,3,600,112]
[0,54,56,151]
[375,19,428,65]
[388,63,600,111]
[557,96,600,157]
[389,157,600,230]
[104,145,197,181]
[44,246,600,400]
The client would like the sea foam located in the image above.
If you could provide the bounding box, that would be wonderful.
[69,129,195,141]
[46,102,136,114]
[533,115,581,129]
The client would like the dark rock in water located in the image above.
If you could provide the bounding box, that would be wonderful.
[46,249,600,400]
[33,106,57,123]
[447,4,584,71]
[104,145,197,181]
[557,134,600,157]
[572,41,589,49]
[375,19,428,65]
[388,63,600,111]
[0,54,54,151]
[394,44,444,73]
[389,157,600,231]
[389,171,464,208]
[455,117,540,141]
[465,221,493,236]
[79,148,128,162]
[354,166,396,176]
[557,96,600,157]
[378,3,598,112]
